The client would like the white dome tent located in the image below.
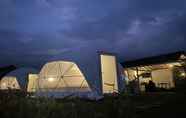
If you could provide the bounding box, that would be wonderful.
[35,51,125,100]
[37,61,92,98]
[0,68,38,91]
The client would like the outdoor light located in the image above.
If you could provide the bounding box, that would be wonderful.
[134,71,137,76]
[48,77,54,82]
[181,72,186,77]
[168,64,174,68]
[2,83,6,87]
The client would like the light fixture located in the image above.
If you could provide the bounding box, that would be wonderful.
[48,77,54,82]
[134,71,137,76]
[181,72,186,77]
[2,83,6,87]
[168,64,174,68]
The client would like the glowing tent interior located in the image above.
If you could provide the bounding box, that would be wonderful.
[35,53,125,99]
[38,61,91,92]
[27,74,39,92]
[0,68,38,90]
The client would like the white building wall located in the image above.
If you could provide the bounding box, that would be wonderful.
[151,69,175,88]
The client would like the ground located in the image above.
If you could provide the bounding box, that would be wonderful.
[0,91,186,118]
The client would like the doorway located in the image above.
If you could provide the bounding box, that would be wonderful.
[100,54,118,93]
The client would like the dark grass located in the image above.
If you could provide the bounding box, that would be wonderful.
[0,91,186,118]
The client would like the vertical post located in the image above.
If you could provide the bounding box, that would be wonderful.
[126,69,130,82]
[183,61,186,78]
[136,67,140,93]
[98,53,103,94]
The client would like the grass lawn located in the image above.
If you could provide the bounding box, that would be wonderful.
[0,91,186,118]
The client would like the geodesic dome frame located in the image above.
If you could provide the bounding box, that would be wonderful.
[37,61,91,96]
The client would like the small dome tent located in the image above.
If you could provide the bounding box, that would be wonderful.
[35,51,125,99]
[0,68,38,90]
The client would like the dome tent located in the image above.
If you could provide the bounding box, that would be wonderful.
[0,68,38,90]
[35,51,125,100]
[36,61,94,98]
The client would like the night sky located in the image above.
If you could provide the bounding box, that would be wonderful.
[0,0,186,68]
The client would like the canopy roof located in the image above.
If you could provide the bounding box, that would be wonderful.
[121,51,186,68]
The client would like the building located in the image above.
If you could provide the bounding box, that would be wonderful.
[121,51,186,92]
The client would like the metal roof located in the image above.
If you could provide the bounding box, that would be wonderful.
[121,51,185,68]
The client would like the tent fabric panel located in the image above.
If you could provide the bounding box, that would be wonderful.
[27,74,38,92]
[38,61,91,93]
[0,76,20,90]
[4,68,38,89]
[48,51,103,95]
[117,63,126,93]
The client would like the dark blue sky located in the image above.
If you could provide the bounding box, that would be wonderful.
[0,0,186,68]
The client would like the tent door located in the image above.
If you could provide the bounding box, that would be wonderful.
[100,54,118,93]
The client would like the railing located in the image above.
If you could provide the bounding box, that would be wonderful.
[157,82,171,89]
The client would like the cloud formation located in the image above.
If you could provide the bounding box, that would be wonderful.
[0,0,186,68]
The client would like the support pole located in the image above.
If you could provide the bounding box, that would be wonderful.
[136,67,140,94]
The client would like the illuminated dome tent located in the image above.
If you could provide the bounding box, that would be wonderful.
[36,51,125,99]
[37,61,91,97]
[0,68,38,90]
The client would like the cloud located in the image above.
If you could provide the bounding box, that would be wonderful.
[0,0,186,68]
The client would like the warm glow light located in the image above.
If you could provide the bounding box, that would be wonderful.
[2,83,6,87]
[168,64,174,68]
[134,71,137,76]
[48,77,54,82]
[181,72,186,77]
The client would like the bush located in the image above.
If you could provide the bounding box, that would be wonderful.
[0,92,186,118]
